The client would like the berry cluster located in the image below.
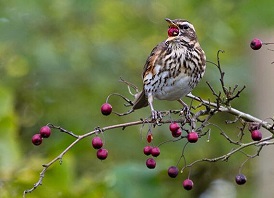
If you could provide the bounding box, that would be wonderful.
[98,43,200,192]
[31,125,51,146]
[91,136,108,160]
[141,121,199,190]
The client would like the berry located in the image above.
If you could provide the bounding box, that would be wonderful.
[187,132,199,143]
[169,122,180,133]
[101,103,112,116]
[251,130,262,141]
[172,129,182,138]
[151,147,160,157]
[32,134,43,146]
[143,146,152,156]
[97,148,108,160]
[168,166,179,178]
[146,158,156,169]
[147,133,153,143]
[250,38,262,50]
[39,125,51,138]
[92,137,103,149]
[183,179,194,190]
[168,27,179,37]
[235,174,247,185]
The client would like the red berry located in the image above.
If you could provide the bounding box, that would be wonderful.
[235,174,247,185]
[39,126,51,138]
[183,179,194,190]
[146,158,156,169]
[147,133,153,143]
[168,27,179,37]
[250,38,262,50]
[97,148,108,160]
[143,146,152,156]
[172,129,182,138]
[187,132,199,143]
[101,103,112,116]
[168,166,179,178]
[92,137,103,149]
[169,122,180,133]
[251,130,262,141]
[32,134,43,146]
[151,147,160,157]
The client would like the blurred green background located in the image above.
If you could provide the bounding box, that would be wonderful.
[1,0,274,197]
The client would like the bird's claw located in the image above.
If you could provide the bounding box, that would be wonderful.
[180,106,191,121]
[151,110,162,121]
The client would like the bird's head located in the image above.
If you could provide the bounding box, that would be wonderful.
[165,18,197,44]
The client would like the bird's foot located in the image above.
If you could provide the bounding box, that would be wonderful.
[180,106,191,122]
[151,110,162,121]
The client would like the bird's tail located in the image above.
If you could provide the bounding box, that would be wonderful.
[132,90,148,110]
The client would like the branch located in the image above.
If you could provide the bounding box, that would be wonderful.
[186,93,274,133]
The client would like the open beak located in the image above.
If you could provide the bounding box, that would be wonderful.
[165,18,178,28]
[165,18,179,42]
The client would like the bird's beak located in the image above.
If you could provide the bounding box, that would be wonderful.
[165,18,179,42]
[165,18,178,28]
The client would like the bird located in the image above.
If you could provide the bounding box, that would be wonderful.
[131,18,206,120]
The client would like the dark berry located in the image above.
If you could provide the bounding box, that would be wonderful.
[146,158,156,169]
[147,133,153,143]
[32,134,43,146]
[187,132,199,143]
[168,27,179,37]
[172,129,182,138]
[39,125,51,138]
[151,147,160,157]
[169,122,180,133]
[92,137,103,149]
[183,179,194,190]
[143,146,152,156]
[250,38,262,50]
[235,174,247,185]
[97,148,108,160]
[168,166,179,178]
[251,130,262,141]
[101,103,112,116]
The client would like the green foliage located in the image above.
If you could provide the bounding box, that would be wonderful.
[0,0,273,197]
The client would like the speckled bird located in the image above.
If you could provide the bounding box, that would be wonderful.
[132,18,206,119]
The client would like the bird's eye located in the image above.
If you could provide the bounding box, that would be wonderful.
[179,24,189,30]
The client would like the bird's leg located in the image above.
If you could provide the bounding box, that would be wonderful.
[148,95,161,121]
[177,99,191,121]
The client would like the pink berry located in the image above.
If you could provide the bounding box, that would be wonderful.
[235,174,247,185]
[172,129,182,138]
[187,132,199,143]
[143,146,152,156]
[97,148,108,160]
[251,130,262,141]
[101,103,112,116]
[39,125,51,138]
[250,38,262,50]
[32,134,43,146]
[168,166,179,178]
[183,179,194,190]
[151,147,160,157]
[169,122,180,133]
[146,158,156,169]
[168,27,179,37]
[92,137,103,149]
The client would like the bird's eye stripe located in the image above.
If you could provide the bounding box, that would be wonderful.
[179,24,189,29]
